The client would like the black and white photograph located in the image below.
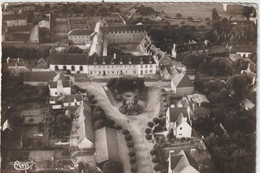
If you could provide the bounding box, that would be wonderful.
[0,1,257,173]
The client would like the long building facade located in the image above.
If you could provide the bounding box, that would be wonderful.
[49,53,156,77]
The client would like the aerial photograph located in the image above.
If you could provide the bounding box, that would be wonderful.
[0,1,257,173]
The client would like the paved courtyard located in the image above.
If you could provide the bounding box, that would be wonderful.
[75,82,161,173]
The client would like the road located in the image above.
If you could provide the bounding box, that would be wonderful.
[77,82,161,173]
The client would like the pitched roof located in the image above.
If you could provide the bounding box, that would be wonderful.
[58,94,82,103]
[68,29,93,36]
[49,53,89,65]
[95,127,119,163]
[49,73,71,88]
[172,73,193,88]
[170,150,199,172]
[229,54,242,62]
[186,94,210,104]
[49,53,155,65]
[101,25,145,33]
[3,14,27,20]
[75,101,94,145]
[23,71,56,82]
[168,107,189,122]
[230,45,256,53]
[208,46,227,55]
[176,43,208,53]
[240,99,255,110]
[135,6,156,16]
[7,25,33,33]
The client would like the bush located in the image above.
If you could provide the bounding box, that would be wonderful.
[115,125,122,130]
[102,161,123,173]
[131,165,138,172]
[94,119,105,130]
[176,13,182,18]
[145,128,151,134]
[187,17,193,21]
[123,129,129,135]
[148,122,154,128]
[128,151,136,157]
[130,158,136,164]
[91,100,97,104]
[106,119,115,128]
[152,157,158,163]
[153,164,161,172]
[125,134,132,141]
[146,134,152,140]
[153,118,160,124]
[93,111,106,122]
[127,141,134,148]
[150,149,156,155]
[89,95,95,101]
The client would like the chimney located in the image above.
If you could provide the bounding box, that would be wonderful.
[140,57,143,64]
[247,63,251,72]
[113,53,116,59]
[17,58,20,62]
[204,40,208,46]
[7,57,10,63]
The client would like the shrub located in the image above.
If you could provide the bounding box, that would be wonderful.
[146,134,152,140]
[91,100,97,104]
[176,13,182,18]
[89,95,95,101]
[102,161,123,173]
[106,119,115,128]
[129,151,136,157]
[130,158,136,164]
[153,164,161,171]
[122,129,129,135]
[115,125,122,130]
[127,141,134,148]
[93,111,106,122]
[125,134,132,141]
[150,149,156,155]
[131,165,138,172]
[147,122,154,128]
[180,21,185,25]
[94,119,105,130]
[187,17,193,21]
[153,118,160,124]
[152,157,158,163]
[145,128,151,134]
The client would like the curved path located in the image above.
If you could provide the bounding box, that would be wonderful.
[76,82,161,173]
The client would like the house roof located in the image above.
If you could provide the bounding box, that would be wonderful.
[68,29,93,36]
[49,73,71,88]
[169,107,189,122]
[135,6,156,16]
[7,25,33,33]
[172,73,193,88]
[3,14,27,20]
[6,58,28,67]
[193,107,211,117]
[170,150,199,172]
[58,94,82,103]
[95,127,119,163]
[23,71,56,82]
[229,53,242,62]
[230,45,256,53]
[49,53,155,65]
[240,99,255,110]
[34,58,48,69]
[101,25,145,33]
[176,43,208,53]
[75,101,94,143]
[6,32,30,42]
[208,46,227,55]
[186,94,210,104]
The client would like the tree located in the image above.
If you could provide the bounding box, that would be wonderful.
[115,125,122,130]
[150,149,156,155]
[125,134,132,141]
[187,17,193,21]
[93,111,106,122]
[153,164,161,172]
[212,8,219,21]
[67,46,83,53]
[123,129,129,135]
[129,151,136,157]
[102,161,123,173]
[130,158,136,164]
[176,13,182,18]
[94,119,105,130]
[153,118,160,124]
[148,122,154,128]
[131,165,138,172]
[127,141,134,148]
[145,128,151,134]
[243,6,256,20]
[152,157,158,163]
[146,134,152,140]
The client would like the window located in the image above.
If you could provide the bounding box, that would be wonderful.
[150,64,153,68]
[55,65,59,70]
[80,66,83,71]
[180,127,182,130]
[71,66,75,71]
[63,66,67,71]
[179,133,182,136]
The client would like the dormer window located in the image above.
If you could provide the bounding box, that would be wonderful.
[94,58,97,65]
[111,58,114,64]
[129,57,132,64]
[102,58,106,65]
[149,57,152,64]
[120,58,123,65]
[140,57,143,64]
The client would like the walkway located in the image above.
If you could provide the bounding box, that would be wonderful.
[82,83,161,173]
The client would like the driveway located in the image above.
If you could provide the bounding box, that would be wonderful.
[76,82,161,173]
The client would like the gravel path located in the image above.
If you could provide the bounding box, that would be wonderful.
[82,83,161,173]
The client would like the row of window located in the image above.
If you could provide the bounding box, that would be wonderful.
[55,65,83,71]
[89,69,154,75]
[108,30,145,34]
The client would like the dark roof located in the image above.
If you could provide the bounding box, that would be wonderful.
[23,71,56,82]
[49,53,155,65]
[7,25,33,33]
[172,73,194,88]
[68,29,93,36]
[60,94,82,103]
[169,107,189,122]
[83,101,94,142]
[101,25,145,33]
[49,80,71,88]
[230,45,256,53]
[3,14,27,20]
[209,46,228,55]
[6,32,30,42]
[95,127,119,163]
[171,155,184,170]
[49,53,89,65]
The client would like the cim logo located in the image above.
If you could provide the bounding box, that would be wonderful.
[13,160,36,173]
